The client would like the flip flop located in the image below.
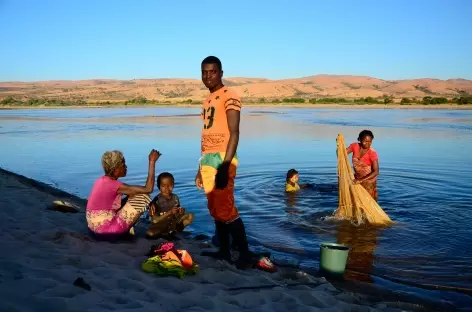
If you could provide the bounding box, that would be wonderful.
[49,200,80,213]
[255,256,277,273]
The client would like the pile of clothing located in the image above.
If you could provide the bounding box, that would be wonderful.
[141,242,199,278]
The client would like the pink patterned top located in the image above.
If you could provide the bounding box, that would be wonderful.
[86,176,123,212]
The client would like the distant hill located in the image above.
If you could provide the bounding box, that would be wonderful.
[1,75,471,103]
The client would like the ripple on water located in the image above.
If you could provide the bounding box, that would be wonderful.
[231,164,472,296]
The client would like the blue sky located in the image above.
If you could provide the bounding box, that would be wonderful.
[0,0,471,81]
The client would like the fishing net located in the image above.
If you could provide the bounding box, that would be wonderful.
[335,133,392,226]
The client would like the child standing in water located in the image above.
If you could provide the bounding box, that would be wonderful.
[146,172,194,238]
[285,169,311,192]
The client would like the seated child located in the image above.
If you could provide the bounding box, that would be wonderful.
[285,169,311,192]
[146,172,194,238]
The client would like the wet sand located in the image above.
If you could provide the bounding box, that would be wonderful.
[408,117,472,124]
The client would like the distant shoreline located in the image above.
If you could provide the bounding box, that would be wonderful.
[1,103,472,110]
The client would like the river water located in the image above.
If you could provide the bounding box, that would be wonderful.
[1,107,471,309]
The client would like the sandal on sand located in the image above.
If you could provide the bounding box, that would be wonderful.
[254,256,277,273]
[48,200,80,213]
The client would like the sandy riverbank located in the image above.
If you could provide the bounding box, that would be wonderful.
[1,103,472,110]
[0,168,457,312]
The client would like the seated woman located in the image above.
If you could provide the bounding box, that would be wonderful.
[86,149,161,241]
[346,130,379,201]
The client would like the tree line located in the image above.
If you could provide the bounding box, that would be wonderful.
[0,96,203,106]
[257,96,472,105]
[1,95,471,106]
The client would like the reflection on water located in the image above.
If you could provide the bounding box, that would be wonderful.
[1,107,472,309]
[336,222,378,283]
[284,192,299,212]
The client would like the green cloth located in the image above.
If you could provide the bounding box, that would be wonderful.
[141,255,199,278]
[200,152,238,169]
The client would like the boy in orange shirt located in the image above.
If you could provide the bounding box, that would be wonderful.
[195,56,252,269]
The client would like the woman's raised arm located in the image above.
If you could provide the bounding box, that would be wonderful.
[118,149,161,196]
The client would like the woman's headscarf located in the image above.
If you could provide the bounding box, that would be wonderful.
[101,150,124,176]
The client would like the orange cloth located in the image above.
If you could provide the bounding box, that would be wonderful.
[161,249,194,269]
[200,153,239,222]
[201,87,242,154]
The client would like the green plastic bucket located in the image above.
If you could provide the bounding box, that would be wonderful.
[319,242,349,279]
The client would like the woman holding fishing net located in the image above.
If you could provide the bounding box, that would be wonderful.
[336,130,391,225]
[346,130,379,201]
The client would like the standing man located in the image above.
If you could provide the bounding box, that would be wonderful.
[195,56,251,269]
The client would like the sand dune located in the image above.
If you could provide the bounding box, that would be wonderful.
[1,75,471,103]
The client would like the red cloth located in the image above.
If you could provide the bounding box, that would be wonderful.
[348,143,378,167]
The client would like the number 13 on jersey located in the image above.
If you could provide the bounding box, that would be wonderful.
[202,106,215,129]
